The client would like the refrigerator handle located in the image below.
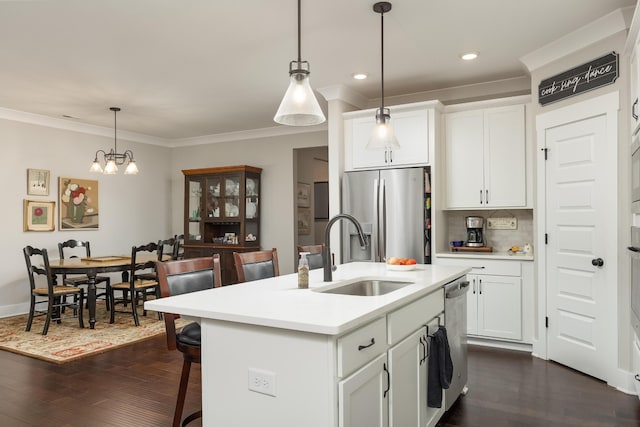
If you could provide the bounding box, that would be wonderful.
[380,178,386,262]
[373,178,380,262]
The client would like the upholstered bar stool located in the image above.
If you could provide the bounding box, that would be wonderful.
[156,255,222,427]
[233,248,280,283]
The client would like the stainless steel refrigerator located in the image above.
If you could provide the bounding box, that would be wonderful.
[342,167,431,264]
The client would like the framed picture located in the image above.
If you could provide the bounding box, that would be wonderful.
[297,182,310,207]
[27,169,50,196]
[23,199,55,231]
[298,208,311,235]
[59,177,99,230]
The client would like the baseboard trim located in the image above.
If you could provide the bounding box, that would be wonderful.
[0,303,29,319]
[467,336,533,353]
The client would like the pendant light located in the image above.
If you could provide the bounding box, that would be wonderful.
[90,107,139,175]
[366,2,400,150]
[273,0,326,126]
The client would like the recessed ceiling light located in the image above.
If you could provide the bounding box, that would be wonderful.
[352,73,368,80]
[461,52,478,61]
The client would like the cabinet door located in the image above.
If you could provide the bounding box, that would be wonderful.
[444,110,484,208]
[466,275,479,336]
[185,177,203,242]
[476,274,522,340]
[339,353,389,427]
[348,109,430,170]
[387,109,430,167]
[388,329,425,427]
[350,115,386,169]
[483,105,526,207]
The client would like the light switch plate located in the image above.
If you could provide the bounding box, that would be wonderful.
[487,217,517,230]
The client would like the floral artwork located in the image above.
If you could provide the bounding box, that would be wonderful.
[59,177,99,230]
[23,199,55,231]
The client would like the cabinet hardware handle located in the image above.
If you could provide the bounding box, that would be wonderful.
[485,190,489,204]
[472,279,476,294]
[591,258,604,267]
[479,278,482,295]
[358,338,375,351]
[472,266,485,270]
[479,190,483,204]
[633,99,639,121]
[635,374,640,382]
[383,363,390,398]
[384,151,388,164]
[389,150,393,163]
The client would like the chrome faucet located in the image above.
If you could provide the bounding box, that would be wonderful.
[323,213,368,282]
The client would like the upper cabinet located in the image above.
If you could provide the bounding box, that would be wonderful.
[444,103,527,209]
[343,101,441,171]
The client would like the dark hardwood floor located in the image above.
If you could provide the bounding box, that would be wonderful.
[0,339,638,426]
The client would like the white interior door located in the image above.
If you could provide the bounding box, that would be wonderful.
[544,113,615,382]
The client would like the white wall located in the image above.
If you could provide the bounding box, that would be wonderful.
[0,118,172,317]
[170,131,328,275]
[528,31,632,375]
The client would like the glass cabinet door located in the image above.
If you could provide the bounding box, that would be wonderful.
[244,174,260,244]
[206,176,222,218]
[187,178,202,242]
[224,174,240,218]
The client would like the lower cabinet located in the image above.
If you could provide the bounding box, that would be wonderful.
[436,257,533,343]
[339,353,389,427]
[337,289,445,427]
[467,273,521,340]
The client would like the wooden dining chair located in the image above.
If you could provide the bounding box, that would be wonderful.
[58,239,111,310]
[173,234,185,260]
[297,244,325,270]
[233,248,280,283]
[23,246,84,335]
[108,242,162,326]
[156,255,222,427]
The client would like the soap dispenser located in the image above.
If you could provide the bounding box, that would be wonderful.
[298,251,310,289]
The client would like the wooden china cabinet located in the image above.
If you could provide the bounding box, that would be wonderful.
[182,165,262,284]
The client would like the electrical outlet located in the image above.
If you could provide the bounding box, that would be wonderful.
[248,368,276,396]
[487,217,517,230]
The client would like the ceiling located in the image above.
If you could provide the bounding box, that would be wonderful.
[0,0,635,143]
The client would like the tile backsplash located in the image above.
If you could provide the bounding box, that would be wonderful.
[445,210,534,253]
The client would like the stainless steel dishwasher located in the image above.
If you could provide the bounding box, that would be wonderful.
[444,276,470,410]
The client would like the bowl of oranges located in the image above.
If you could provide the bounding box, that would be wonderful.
[386,257,418,271]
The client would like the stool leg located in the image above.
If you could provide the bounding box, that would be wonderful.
[173,358,191,427]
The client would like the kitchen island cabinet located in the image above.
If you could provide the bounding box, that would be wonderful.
[145,262,469,427]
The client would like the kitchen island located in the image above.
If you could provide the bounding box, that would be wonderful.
[146,262,470,427]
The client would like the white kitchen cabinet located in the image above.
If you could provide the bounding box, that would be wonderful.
[343,101,441,171]
[339,353,389,427]
[435,257,531,343]
[633,334,640,397]
[467,274,521,340]
[444,104,526,209]
[338,289,445,427]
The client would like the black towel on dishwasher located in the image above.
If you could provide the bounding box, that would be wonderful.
[427,326,454,408]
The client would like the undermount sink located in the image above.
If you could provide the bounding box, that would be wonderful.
[315,278,413,296]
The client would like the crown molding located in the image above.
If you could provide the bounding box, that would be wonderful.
[520,6,634,72]
[317,85,369,109]
[0,106,170,146]
[169,123,328,147]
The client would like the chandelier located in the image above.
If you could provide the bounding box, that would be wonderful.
[89,107,139,175]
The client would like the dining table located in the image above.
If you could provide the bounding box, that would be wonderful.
[48,254,164,329]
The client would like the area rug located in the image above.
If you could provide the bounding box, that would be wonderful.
[0,304,187,364]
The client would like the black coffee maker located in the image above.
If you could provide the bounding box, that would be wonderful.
[465,216,485,247]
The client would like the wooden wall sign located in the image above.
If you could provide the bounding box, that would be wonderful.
[538,52,618,106]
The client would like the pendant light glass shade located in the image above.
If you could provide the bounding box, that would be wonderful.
[367,2,399,150]
[274,61,325,126]
[89,107,139,175]
[274,0,325,126]
[366,107,399,150]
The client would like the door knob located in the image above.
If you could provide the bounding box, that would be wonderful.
[591,258,604,267]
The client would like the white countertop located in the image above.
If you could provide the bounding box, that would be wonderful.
[145,262,470,336]
[436,251,534,261]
